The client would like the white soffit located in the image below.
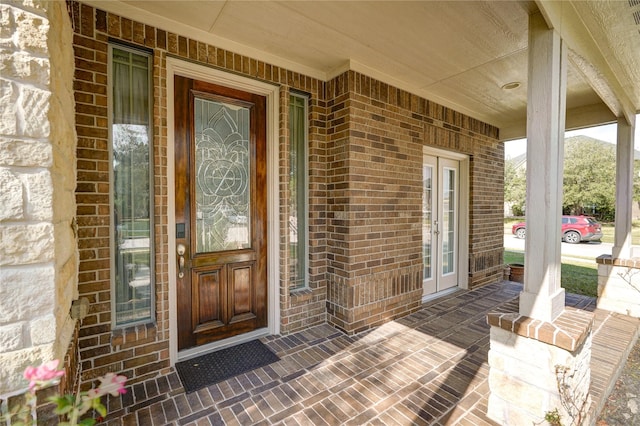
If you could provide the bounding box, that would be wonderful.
[86,0,328,80]
[84,0,639,132]
[537,0,640,125]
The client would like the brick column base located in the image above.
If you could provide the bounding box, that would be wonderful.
[486,308,594,425]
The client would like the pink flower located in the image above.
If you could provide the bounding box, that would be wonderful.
[23,360,65,391]
[17,360,126,424]
[96,373,127,397]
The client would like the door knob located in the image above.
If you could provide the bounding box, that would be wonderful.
[177,243,186,278]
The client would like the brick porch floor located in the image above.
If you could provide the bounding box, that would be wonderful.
[102,281,640,425]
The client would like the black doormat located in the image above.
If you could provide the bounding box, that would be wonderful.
[175,339,280,393]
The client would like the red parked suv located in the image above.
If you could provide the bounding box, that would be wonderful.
[511,215,603,244]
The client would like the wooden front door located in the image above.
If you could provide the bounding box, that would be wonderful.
[174,75,267,351]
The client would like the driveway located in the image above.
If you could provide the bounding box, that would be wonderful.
[504,233,612,261]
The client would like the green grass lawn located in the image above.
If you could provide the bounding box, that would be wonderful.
[504,250,598,298]
[599,222,640,245]
[501,217,640,297]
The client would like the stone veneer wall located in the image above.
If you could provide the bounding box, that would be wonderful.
[68,1,503,385]
[0,0,78,395]
[324,71,503,334]
[487,307,594,425]
[596,255,640,317]
[489,328,592,425]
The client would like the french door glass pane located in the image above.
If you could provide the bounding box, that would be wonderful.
[194,98,251,253]
[111,46,153,326]
[442,168,456,275]
[422,165,433,280]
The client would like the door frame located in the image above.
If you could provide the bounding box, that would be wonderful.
[422,146,470,300]
[167,57,280,363]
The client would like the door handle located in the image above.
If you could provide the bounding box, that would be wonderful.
[177,243,186,278]
[434,220,440,235]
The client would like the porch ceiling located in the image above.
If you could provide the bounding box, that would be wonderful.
[87,0,640,140]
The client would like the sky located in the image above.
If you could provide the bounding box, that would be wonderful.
[504,114,640,159]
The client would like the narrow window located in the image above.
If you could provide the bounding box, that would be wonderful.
[288,93,309,290]
[109,45,154,326]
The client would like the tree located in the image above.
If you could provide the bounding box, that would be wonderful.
[504,157,526,216]
[563,137,616,220]
[113,124,151,234]
[507,136,639,222]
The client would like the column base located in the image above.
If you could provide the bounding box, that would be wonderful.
[487,308,594,425]
[519,287,565,323]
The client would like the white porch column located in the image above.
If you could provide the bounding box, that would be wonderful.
[520,12,566,323]
[597,115,639,317]
[613,115,636,259]
[487,13,594,425]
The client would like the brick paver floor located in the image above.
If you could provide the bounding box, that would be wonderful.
[102,281,640,425]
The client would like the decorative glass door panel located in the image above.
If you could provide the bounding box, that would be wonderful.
[423,155,458,297]
[175,76,267,351]
[194,98,251,253]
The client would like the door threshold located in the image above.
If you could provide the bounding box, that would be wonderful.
[177,328,270,362]
[421,287,460,304]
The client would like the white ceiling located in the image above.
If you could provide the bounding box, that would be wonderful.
[88,0,640,140]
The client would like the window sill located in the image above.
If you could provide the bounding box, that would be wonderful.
[111,322,156,347]
[289,287,313,303]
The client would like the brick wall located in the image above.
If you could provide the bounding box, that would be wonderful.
[68,1,328,387]
[279,89,329,332]
[68,0,503,385]
[469,143,506,287]
[324,71,503,334]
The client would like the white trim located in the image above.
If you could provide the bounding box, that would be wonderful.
[422,146,470,292]
[177,328,270,362]
[421,286,461,304]
[458,157,470,290]
[167,57,280,366]
[422,145,469,161]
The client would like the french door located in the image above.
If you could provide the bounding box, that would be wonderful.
[422,155,459,297]
[174,75,267,351]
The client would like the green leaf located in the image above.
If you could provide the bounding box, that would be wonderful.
[92,398,107,417]
[53,404,74,415]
